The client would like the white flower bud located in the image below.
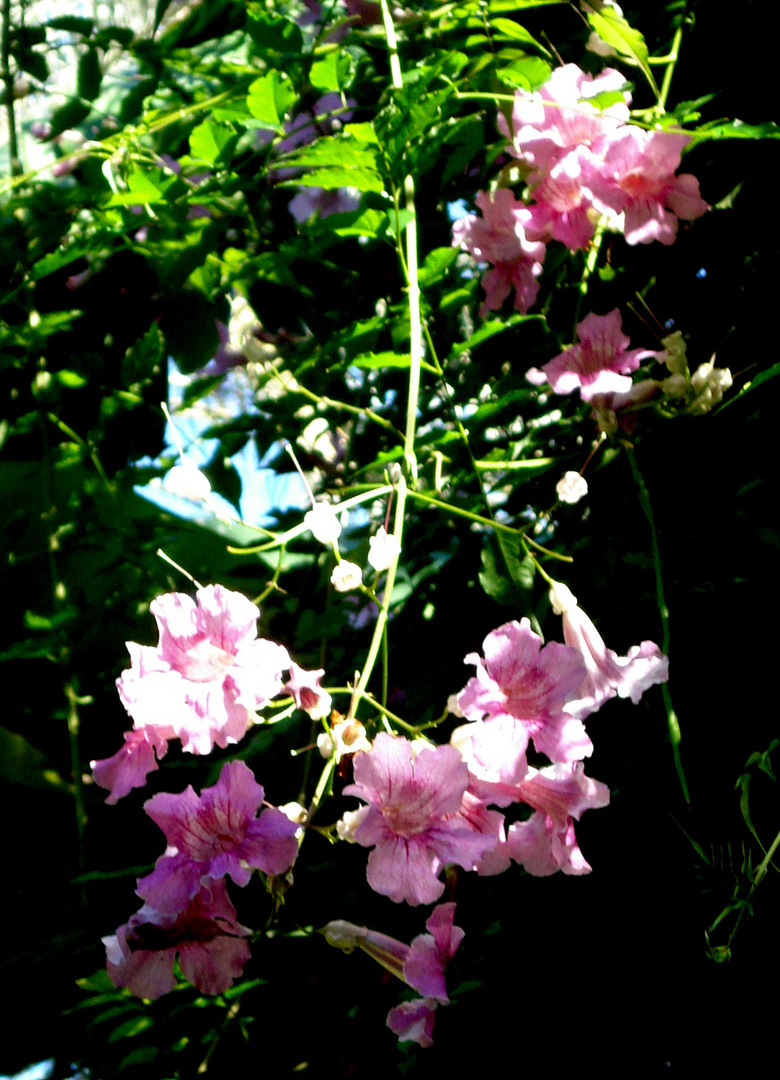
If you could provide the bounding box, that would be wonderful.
[549,580,578,616]
[304,502,342,544]
[165,462,211,501]
[336,808,365,842]
[317,732,335,759]
[330,560,362,592]
[556,471,588,505]
[367,526,401,571]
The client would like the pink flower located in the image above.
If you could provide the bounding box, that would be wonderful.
[117,584,289,755]
[549,581,669,719]
[90,728,170,806]
[285,661,332,720]
[455,618,591,763]
[343,734,495,905]
[524,148,600,250]
[136,760,299,914]
[532,309,657,401]
[324,903,464,1048]
[588,128,709,245]
[104,881,251,999]
[500,63,631,178]
[452,189,546,316]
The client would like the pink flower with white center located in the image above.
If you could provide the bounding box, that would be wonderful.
[285,661,332,720]
[104,881,251,999]
[455,618,592,763]
[588,128,709,245]
[500,64,631,178]
[136,760,299,914]
[343,734,496,905]
[324,903,464,1048]
[524,148,600,251]
[115,585,290,758]
[533,309,657,402]
[549,580,669,720]
[452,189,546,316]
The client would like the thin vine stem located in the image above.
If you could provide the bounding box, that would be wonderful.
[625,443,690,803]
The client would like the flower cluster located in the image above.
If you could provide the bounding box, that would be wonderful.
[91,585,327,804]
[454,63,708,315]
[104,760,298,998]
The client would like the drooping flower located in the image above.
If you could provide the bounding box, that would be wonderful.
[556,471,588,504]
[90,727,170,806]
[104,881,251,999]
[330,560,362,592]
[342,734,495,905]
[549,580,668,720]
[452,189,546,316]
[285,661,332,720]
[324,903,464,1048]
[136,760,299,914]
[455,618,591,763]
[587,128,709,245]
[367,526,401,572]
[113,585,290,760]
[530,309,657,402]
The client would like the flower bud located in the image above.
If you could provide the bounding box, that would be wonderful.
[368,526,401,571]
[304,502,342,545]
[331,560,362,592]
[556,471,588,505]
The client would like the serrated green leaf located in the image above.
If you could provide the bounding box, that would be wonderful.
[189,119,236,165]
[285,167,383,193]
[351,351,438,373]
[121,325,164,387]
[586,9,658,96]
[246,71,296,132]
[246,10,303,56]
[490,17,550,53]
[310,50,341,92]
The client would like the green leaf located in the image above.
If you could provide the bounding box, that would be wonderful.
[77,47,102,101]
[351,351,437,373]
[692,119,780,142]
[310,50,341,92]
[419,246,460,287]
[284,167,383,193]
[490,17,550,53]
[452,314,545,356]
[47,16,94,34]
[586,8,658,96]
[108,1015,155,1042]
[121,325,164,388]
[246,9,303,57]
[497,54,551,90]
[246,71,296,132]
[326,207,387,238]
[189,119,237,165]
[106,168,164,206]
[49,99,91,139]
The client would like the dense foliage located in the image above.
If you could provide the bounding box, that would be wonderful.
[1,1,779,1076]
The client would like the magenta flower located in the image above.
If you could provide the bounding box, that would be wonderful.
[104,881,251,999]
[456,618,591,763]
[452,189,546,316]
[532,309,657,401]
[549,581,669,719]
[343,734,495,905]
[136,760,299,914]
[324,903,464,1048]
[588,129,708,245]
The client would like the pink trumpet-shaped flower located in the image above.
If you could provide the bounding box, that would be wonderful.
[104,881,251,999]
[324,903,464,1048]
[531,309,657,402]
[136,760,298,914]
[549,580,669,719]
[343,734,496,905]
[452,189,546,316]
[93,585,291,803]
[455,618,591,763]
[588,128,708,245]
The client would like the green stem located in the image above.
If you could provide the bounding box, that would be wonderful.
[658,23,685,112]
[1,0,21,176]
[625,444,690,803]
